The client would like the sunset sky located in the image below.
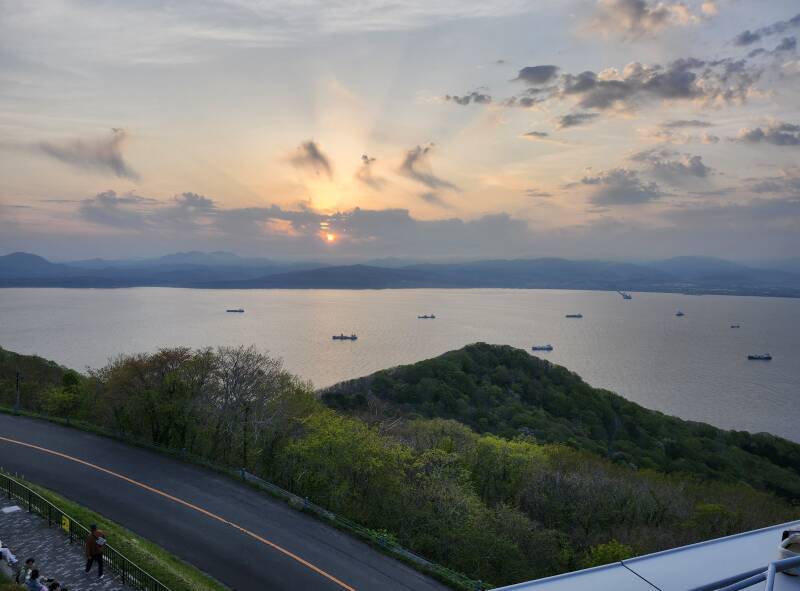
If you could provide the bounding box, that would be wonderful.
[1,0,799,261]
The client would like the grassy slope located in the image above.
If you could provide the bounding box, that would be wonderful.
[322,343,800,499]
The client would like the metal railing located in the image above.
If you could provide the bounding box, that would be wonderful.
[1,471,171,591]
[238,469,486,591]
[689,555,800,591]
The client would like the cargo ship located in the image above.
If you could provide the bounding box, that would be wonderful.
[333,334,358,341]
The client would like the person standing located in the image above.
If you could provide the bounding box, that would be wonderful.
[84,524,106,579]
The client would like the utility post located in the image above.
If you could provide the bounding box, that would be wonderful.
[14,370,21,413]
[242,404,250,469]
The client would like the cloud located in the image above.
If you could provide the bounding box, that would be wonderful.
[290,141,333,178]
[558,57,762,112]
[58,188,557,259]
[733,13,800,46]
[587,0,708,39]
[454,53,761,119]
[582,168,664,205]
[14,187,800,261]
[748,172,800,195]
[398,144,459,191]
[630,148,713,184]
[701,2,718,17]
[661,119,713,128]
[556,112,598,128]
[36,129,140,180]
[736,122,800,146]
[514,65,559,85]
[747,35,797,58]
[0,1,540,67]
[444,91,491,105]
[643,124,719,144]
[664,196,800,228]
[502,96,542,108]
[419,192,451,208]
[355,154,386,190]
[524,188,552,197]
[775,36,797,52]
[522,131,550,141]
[157,192,218,229]
[78,190,156,229]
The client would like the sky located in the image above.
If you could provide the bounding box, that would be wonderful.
[1,0,799,262]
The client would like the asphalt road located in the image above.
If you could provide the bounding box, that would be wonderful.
[0,414,449,591]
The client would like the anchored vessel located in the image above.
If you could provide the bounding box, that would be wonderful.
[675,310,685,317]
[226,308,245,313]
[531,344,554,351]
[747,353,772,360]
[731,324,740,328]
[565,313,583,318]
[417,314,436,319]
[332,334,358,341]
[618,291,632,300]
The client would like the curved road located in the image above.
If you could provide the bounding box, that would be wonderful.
[0,414,448,591]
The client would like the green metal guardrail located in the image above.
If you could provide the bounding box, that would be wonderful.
[0,470,171,591]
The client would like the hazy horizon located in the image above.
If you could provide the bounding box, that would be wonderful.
[2,1,799,261]
[4,248,800,268]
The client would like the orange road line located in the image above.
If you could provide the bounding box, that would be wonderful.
[0,434,356,591]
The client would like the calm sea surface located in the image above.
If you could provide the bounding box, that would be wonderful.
[0,288,797,442]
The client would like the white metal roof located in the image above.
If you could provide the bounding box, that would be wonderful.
[493,519,800,591]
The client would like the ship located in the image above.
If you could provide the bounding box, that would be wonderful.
[747,353,772,361]
[565,313,583,318]
[332,334,358,341]
[675,310,685,317]
[226,308,245,313]
[618,291,632,300]
[730,324,740,329]
[531,344,554,351]
[417,314,436,319]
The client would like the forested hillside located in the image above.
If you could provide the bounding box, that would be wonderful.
[322,343,800,499]
[1,345,798,587]
[0,347,73,412]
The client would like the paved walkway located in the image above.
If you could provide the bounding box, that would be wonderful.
[1,502,130,591]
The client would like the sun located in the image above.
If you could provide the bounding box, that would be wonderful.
[325,232,336,243]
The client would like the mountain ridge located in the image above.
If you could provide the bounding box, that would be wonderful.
[320,342,800,498]
[2,251,800,296]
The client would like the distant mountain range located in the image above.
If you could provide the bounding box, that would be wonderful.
[2,251,800,296]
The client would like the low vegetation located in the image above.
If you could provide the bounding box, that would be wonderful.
[1,344,798,587]
[323,343,800,499]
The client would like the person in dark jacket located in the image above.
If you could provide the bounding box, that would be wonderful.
[84,524,106,579]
